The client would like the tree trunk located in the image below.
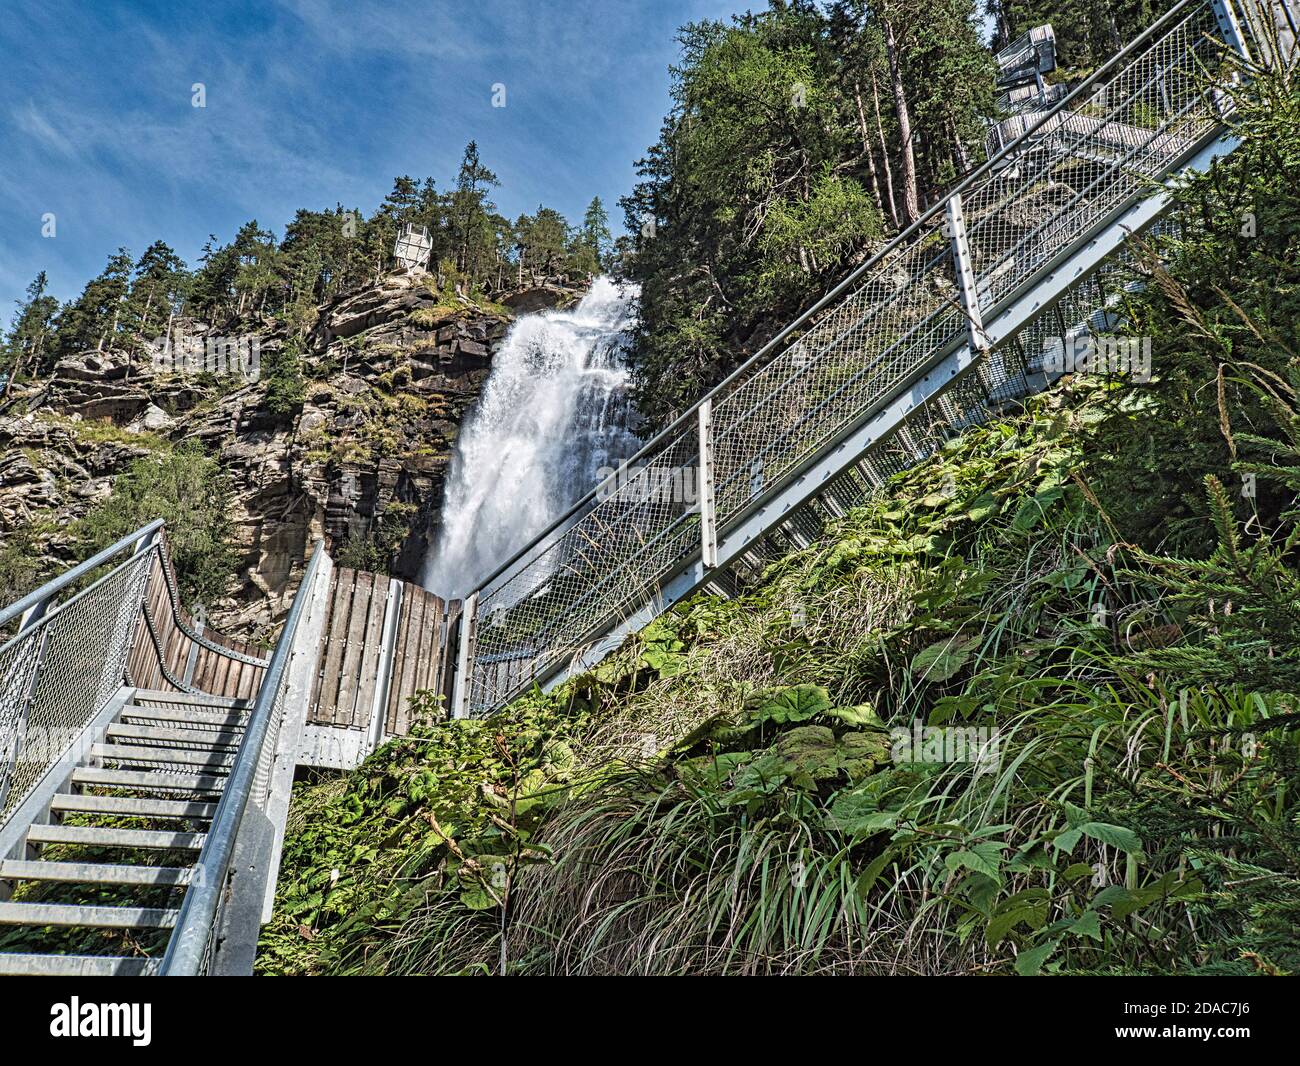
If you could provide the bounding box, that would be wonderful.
[883,19,919,226]
[3,341,25,400]
[853,81,886,220]
[870,68,900,229]
[139,291,154,348]
[949,118,972,174]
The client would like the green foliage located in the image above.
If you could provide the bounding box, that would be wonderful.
[0,524,48,614]
[513,206,569,278]
[262,337,306,420]
[755,168,881,303]
[334,533,386,573]
[1,272,60,389]
[333,502,421,575]
[124,241,188,344]
[256,693,594,975]
[1086,68,1300,552]
[575,197,613,276]
[50,248,134,359]
[75,440,236,604]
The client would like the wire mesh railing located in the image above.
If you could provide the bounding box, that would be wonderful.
[459,0,1263,717]
[0,522,271,825]
[0,524,161,820]
[479,0,1295,717]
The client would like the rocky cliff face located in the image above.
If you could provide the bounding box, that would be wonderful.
[0,268,582,638]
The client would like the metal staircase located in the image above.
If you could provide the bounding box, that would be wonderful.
[0,523,329,975]
[0,0,1294,975]
[0,690,243,976]
[448,0,1297,718]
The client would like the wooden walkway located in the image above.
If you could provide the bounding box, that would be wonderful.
[126,550,266,701]
[298,567,459,768]
[125,552,459,770]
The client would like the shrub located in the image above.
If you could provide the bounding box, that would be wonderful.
[75,440,237,604]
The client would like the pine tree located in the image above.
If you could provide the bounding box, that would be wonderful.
[125,241,188,346]
[2,272,60,396]
[231,221,281,318]
[188,235,240,322]
[515,206,570,281]
[452,142,500,283]
[53,248,134,358]
[572,197,612,276]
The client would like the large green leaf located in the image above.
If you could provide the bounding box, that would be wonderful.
[986,888,1050,946]
[1010,485,1065,533]
[944,840,1005,884]
[1053,818,1144,859]
[745,683,833,726]
[829,803,900,840]
[1014,939,1059,976]
[909,634,979,682]
[823,702,883,728]
[459,884,498,911]
[774,726,891,789]
[1079,821,1144,857]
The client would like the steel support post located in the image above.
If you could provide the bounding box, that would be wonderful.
[697,398,718,569]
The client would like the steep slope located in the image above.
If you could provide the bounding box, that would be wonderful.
[258,76,1300,976]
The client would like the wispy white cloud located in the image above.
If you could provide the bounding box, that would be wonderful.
[12,101,76,156]
[0,0,741,309]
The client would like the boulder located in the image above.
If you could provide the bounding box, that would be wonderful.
[501,285,572,314]
[135,403,174,433]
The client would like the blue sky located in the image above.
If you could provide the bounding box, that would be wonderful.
[0,0,744,315]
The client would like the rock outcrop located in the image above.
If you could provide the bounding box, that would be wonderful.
[0,268,586,637]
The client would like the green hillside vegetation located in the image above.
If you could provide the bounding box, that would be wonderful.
[0,143,616,402]
[257,67,1300,977]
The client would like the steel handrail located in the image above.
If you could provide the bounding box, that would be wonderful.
[0,520,275,823]
[0,520,163,632]
[150,533,269,669]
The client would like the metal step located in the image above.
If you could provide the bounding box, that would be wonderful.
[51,792,218,819]
[91,743,235,770]
[119,704,248,728]
[0,859,192,887]
[26,824,206,851]
[0,900,178,929]
[0,953,160,976]
[106,723,242,748]
[71,767,226,794]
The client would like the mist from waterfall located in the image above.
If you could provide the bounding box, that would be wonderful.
[421,277,640,598]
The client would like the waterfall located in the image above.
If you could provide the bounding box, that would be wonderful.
[421,276,641,598]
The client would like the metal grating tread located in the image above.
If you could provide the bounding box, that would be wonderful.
[0,952,160,976]
[25,823,206,851]
[0,900,179,929]
[51,792,218,819]
[0,859,192,887]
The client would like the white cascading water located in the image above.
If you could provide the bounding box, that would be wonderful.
[421,276,640,598]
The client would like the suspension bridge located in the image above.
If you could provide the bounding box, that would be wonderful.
[0,0,1292,975]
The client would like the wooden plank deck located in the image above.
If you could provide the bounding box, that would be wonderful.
[299,566,452,767]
